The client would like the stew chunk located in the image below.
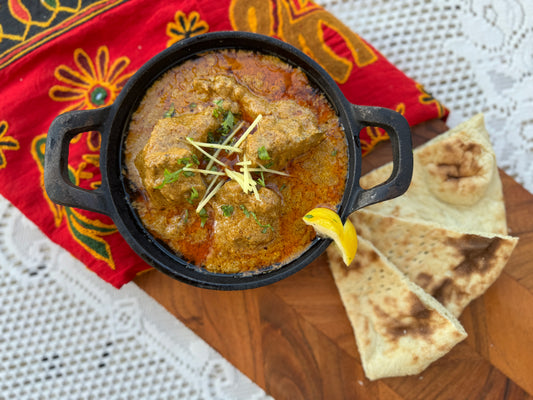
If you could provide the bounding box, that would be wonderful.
[136,111,218,208]
[194,75,324,169]
[243,101,323,169]
[210,181,282,271]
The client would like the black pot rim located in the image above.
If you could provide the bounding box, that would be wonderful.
[45,31,413,290]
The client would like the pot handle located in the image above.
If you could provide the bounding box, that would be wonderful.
[44,107,112,216]
[349,104,413,213]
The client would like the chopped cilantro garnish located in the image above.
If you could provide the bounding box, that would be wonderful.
[239,204,250,218]
[154,162,195,189]
[258,146,271,161]
[212,100,224,118]
[155,168,182,189]
[221,205,234,217]
[212,100,236,135]
[198,207,208,227]
[207,131,216,143]
[183,209,189,224]
[257,171,266,187]
[163,104,175,118]
[221,110,235,134]
[187,187,199,204]
[331,149,338,157]
[239,205,274,233]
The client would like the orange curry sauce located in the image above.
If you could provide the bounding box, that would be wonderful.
[124,50,348,273]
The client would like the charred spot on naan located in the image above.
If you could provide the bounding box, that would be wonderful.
[429,277,468,312]
[372,294,434,342]
[448,234,506,276]
[417,135,495,206]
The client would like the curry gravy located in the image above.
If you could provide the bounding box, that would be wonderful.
[124,50,348,273]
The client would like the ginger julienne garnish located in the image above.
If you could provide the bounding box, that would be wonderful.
[155,113,289,215]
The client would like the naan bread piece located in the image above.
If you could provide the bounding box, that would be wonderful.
[327,238,467,380]
[351,209,519,317]
[360,114,508,235]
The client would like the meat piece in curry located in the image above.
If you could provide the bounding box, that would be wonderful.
[243,101,322,170]
[208,181,281,273]
[135,111,218,207]
[124,49,348,273]
[194,75,323,170]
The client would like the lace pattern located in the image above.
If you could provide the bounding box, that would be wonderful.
[0,196,272,400]
[319,0,533,193]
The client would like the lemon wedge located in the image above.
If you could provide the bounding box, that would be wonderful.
[302,208,358,266]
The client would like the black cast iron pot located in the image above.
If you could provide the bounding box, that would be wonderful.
[44,31,413,290]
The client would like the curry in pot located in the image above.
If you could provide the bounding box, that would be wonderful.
[124,49,348,273]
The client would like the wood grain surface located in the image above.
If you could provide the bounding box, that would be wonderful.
[135,119,533,400]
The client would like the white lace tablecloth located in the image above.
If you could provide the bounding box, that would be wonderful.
[0,197,272,400]
[1,1,531,399]
[319,0,533,194]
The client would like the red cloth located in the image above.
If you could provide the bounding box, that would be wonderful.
[0,0,447,287]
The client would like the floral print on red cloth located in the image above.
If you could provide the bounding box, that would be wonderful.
[49,45,134,112]
[0,121,20,169]
[166,10,209,47]
[417,83,446,119]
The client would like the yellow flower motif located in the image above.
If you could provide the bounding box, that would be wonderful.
[360,125,389,155]
[395,102,406,115]
[416,83,446,118]
[166,11,209,47]
[0,120,20,169]
[49,45,133,112]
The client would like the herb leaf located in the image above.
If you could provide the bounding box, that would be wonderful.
[221,110,235,134]
[257,171,266,187]
[212,100,224,118]
[164,104,175,118]
[239,204,250,218]
[155,168,182,189]
[198,207,208,227]
[187,187,199,204]
[221,205,234,217]
[154,161,196,189]
[239,205,274,233]
[258,146,271,161]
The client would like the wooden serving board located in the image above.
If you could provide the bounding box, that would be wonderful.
[135,119,533,400]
